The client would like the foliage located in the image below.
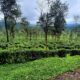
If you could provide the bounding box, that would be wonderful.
[50,0,68,36]
[0,0,21,42]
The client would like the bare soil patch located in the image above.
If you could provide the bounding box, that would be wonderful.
[49,69,80,80]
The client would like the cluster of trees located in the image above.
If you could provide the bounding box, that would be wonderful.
[0,0,68,50]
[38,0,68,49]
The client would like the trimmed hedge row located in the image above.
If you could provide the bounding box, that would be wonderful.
[0,49,80,64]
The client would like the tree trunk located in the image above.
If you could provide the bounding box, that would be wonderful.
[10,26,15,39]
[30,32,32,41]
[4,16,9,42]
[45,31,48,51]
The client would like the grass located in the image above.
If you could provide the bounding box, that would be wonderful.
[0,56,80,80]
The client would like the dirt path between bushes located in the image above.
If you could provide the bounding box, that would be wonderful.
[49,68,80,80]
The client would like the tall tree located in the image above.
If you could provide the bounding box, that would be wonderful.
[0,0,21,42]
[74,15,80,26]
[37,0,52,50]
[50,0,68,37]
[39,13,51,50]
[71,15,80,36]
[8,4,21,39]
[20,17,29,38]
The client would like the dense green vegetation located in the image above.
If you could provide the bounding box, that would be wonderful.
[0,31,80,51]
[0,0,80,79]
[0,31,80,64]
[0,56,80,80]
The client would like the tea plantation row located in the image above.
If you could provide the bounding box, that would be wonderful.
[0,49,80,64]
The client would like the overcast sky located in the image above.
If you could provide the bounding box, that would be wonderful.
[0,0,80,24]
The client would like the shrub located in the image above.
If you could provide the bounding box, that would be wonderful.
[70,49,80,56]
[0,49,80,64]
[57,49,70,57]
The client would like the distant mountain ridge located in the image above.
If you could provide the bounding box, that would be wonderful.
[0,20,35,28]
[0,20,4,27]
[0,20,80,28]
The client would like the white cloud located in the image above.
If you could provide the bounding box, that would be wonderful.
[0,13,4,20]
[19,0,38,24]
[66,17,74,24]
[66,0,80,23]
